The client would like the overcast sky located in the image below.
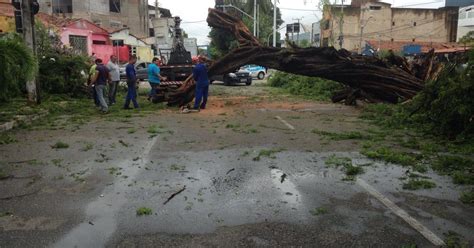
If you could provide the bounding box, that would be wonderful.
[149,0,445,45]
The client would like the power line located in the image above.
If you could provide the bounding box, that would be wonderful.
[279,7,320,12]
[394,0,444,8]
[181,20,207,24]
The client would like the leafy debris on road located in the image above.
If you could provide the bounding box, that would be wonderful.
[253,148,284,161]
[402,179,436,190]
[226,168,235,175]
[280,173,287,183]
[136,207,153,216]
[164,186,186,205]
[310,207,328,216]
[459,190,474,204]
[51,141,69,149]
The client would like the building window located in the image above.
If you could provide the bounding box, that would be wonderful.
[110,0,121,13]
[369,6,381,10]
[413,22,417,26]
[412,38,416,42]
[391,38,394,42]
[52,0,73,14]
[69,35,87,54]
[392,21,395,26]
[149,28,155,37]
[112,40,124,46]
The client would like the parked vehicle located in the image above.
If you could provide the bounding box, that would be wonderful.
[119,61,151,81]
[210,70,252,86]
[240,64,267,80]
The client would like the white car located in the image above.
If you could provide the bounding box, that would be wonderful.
[240,64,267,80]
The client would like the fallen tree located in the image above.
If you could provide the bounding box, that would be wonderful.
[168,8,434,106]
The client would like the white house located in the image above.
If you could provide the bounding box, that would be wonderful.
[110,28,154,62]
[458,5,474,41]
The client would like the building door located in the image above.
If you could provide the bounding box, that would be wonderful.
[69,35,88,55]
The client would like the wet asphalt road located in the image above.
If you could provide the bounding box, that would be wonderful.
[0,82,473,247]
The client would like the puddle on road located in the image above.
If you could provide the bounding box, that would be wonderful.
[53,137,158,248]
[270,169,300,206]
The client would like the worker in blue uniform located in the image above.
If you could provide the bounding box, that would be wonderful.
[192,56,210,110]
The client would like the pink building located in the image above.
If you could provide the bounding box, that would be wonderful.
[36,13,114,64]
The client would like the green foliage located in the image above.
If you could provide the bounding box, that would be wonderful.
[325,155,364,180]
[38,54,89,96]
[51,141,69,149]
[208,0,283,59]
[36,22,89,97]
[269,71,344,101]
[444,231,469,248]
[402,179,436,190]
[459,190,474,204]
[0,36,37,102]
[310,207,328,216]
[136,207,152,216]
[458,31,474,45]
[253,148,284,161]
[361,147,419,167]
[362,50,474,139]
[312,129,370,140]
[433,155,474,185]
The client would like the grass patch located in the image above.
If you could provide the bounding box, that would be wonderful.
[444,231,469,248]
[432,155,474,185]
[0,212,13,218]
[136,207,152,216]
[325,155,352,167]
[128,128,137,134]
[80,143,93,152]
[0,133,17,145]
[361,146,420,167]
[170,164,186,171]
[253,148,284,161]
[459,190,474,204]
[312,129,371,141]
[310,207,328,216]
[51,141,69,149]
[402,179,436,190]
[325,155,364,180]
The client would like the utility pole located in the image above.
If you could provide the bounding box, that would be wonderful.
[257,3,260,38]
[155,0,159,56]
[272,0,277,47]
[253,0,257,37]
[21,0,38,104]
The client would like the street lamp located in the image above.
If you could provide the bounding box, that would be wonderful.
[217,4,258,37]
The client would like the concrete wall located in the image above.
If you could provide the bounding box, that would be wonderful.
[38,0,149,37]
[322,2,459,52]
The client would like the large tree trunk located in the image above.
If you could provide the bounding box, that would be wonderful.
[168,8,426,106]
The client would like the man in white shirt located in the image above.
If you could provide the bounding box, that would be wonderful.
[106,55,121,105]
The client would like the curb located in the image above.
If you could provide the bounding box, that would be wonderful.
[0,112,48,133]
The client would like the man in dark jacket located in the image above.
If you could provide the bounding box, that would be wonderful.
[91,58,110,113]
[192,56,210,110]
[124,55,139,109]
